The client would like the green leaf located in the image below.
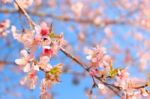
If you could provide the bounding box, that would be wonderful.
[108,68,119,78]
[49,32,63,39]
[49,67,58,75]
[49,32,56,38]
[48,64,63,75]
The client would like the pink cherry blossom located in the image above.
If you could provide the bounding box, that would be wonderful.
[117,68,129,80]
[42,46,54,57]
[104,27,113,39]
[40,78,52,96]
[15,58,27,66]
[40,22,49,36]
[15,0,33,9]
[20,72,38,89]
[23,63,31,72]
[41,37,51,46]
[12,28,35,47]
[85,45,112,68]
[114,68,129,90]
[0,19,10,36]
[1,0,12,4]
[15,50,29,66]
[71,2,84,17]
[32,63,39,71]
[89,68,98,76]
[98,83,107,95]
[40,92,52,99]
[98,83,105,90]
[15,49,35,73]
[35,0,42,6]
[48,0,56,8]
[39,56,50,64]
[38,56,52,71]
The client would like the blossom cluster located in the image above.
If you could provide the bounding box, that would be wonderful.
[85,45,150,98]
[0,19,10,37]
[12,22,64,97]
[84,45,112,76]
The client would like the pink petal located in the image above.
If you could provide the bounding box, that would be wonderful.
[15,58,27,66]
[40,56,50,63]
[23,63,31,72]
[20,49,28,57]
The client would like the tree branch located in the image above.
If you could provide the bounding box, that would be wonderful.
[14,0,36,27]
[0,8,126,27]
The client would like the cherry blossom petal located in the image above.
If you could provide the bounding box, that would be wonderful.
[15,58,27,66]
[23,63,31,72]
[40,56,50,63]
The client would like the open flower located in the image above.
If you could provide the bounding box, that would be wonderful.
[40,78,52,91]
[38,56,52,71]
[15,49,33,72]
[40,78,52,99]
[114,68,129,90]
[12,26,35,47]
[42,46,54,57]
[40,22,49,36]
[32,63,39,71]
[15,49,30,65]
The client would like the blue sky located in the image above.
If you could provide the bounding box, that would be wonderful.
[1,1,150,99]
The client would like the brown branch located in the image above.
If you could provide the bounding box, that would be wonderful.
[0,8,126,27]
[0,60,15,65]
[131,84,148,89]
[60,47,89,71]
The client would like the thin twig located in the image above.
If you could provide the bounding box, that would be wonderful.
[14,0,36,27]
[60,47,89,71]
